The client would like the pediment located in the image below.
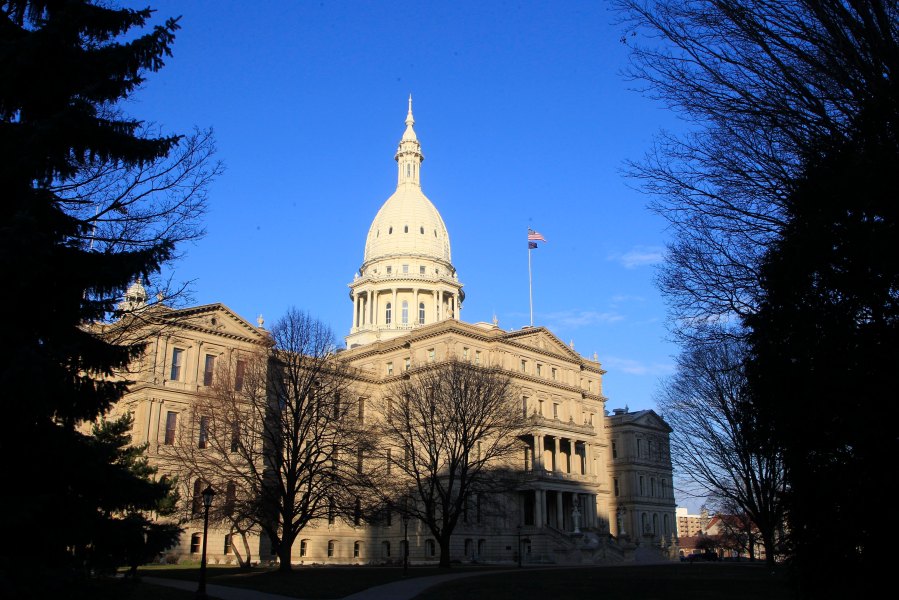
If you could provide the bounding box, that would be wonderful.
[503,327,583,362]
[163,303,269,343]
[631,410,672,432]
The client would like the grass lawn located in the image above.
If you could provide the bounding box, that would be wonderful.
[413,563,797,600]
[139,563,502,599]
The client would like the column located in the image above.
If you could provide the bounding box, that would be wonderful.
[556,491,564,530]
[535,489,544,527]
[433,289,438,323]
[568,439,575,473]
[584,443,592,475]
[369,290,375,325]
[535,434,543,470]
[553,436,560,471]
[414,289,419,324]
[392,288,398,326]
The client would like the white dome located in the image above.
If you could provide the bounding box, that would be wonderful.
[363,186,451,265]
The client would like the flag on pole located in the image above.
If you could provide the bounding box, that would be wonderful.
[528,229,546,247]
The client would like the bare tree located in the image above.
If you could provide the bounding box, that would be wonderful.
[381,358,529,568]
[55,122,222,313]
[163,308,376,572]
[616,0,896,341]
[657,336,785,565]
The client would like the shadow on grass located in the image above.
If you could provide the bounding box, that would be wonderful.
[139,564,503,599]
[411,563,796,600]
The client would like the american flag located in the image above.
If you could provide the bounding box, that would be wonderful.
[528,229,546,243]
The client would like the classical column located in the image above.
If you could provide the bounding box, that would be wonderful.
[534,434,543,470]
[392,288,398,326]
[414,289,420,324]
[535,489,544,527]
[553,436,560,471]
[556,491,564,530]
[568,439,575,473]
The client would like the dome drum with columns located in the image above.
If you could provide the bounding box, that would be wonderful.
[347,97,464,348]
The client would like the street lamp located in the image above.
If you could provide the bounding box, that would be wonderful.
[196,485,216,600]
[402,512,410,577]
[517,524,522,568]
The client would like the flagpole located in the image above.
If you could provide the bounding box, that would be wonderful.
[528,234,534,327]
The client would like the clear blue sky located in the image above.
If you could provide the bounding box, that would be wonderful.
[126,0,685,414]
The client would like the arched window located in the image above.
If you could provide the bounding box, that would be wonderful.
[300,539,309,557]
[664,514,671,536]
[653,513,659,535]
[419,302,425,324]
[385,303,392,325]
[401,301,409,325]
[642,512,649,533]
[327,540,336,557]
[354,541,362,558]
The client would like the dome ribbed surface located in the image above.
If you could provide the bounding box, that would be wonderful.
[363,184,451,264]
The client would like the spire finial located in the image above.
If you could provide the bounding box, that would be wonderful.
[406,94,414,127]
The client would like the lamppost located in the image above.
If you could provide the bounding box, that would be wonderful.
[196,485,216,600]
[517,524,522,568]
[402,512,410,577]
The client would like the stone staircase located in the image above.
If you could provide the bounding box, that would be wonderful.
[533,526,635,565]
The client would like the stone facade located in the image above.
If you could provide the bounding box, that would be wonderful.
[110,100,677,565]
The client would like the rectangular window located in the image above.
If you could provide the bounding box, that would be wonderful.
[475,350,481,365]
[463,347,469,360]
[198,416,209,449]
[419,265,425,275]
[300,539,308,557]
[328,499,336,524]
[551,367,557,380]
[428,348,435,362]
[190,533,201,554]
[230,423,239,453]
[164,411,178,445]
[402,264,409,274]
[552,403,559,419]
[235,359,246,391]
[327,540,335,556]
[170,348,183,381]
[404,358,411,370]
[614,478,620,496]
[639,476,645,496]
[357,448,364,474]
[386,266,392,275]
[520,359,527,373]
[522,396,528,418]
[612,441,618,458]
[386,361,394,375]
[203,354,215,386]
[224,534,232,554]
[224,482,236,516]
[536,364,542,377]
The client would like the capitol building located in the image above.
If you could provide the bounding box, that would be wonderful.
[112,100,677,566]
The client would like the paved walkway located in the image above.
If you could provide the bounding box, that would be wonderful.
[144,569,513,600]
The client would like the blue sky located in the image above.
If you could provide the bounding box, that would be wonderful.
[126,1,684,414]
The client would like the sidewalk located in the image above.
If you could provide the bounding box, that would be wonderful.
[143,576,299,600]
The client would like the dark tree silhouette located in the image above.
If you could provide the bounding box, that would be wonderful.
[747,80,899,594]
[0,1,216,586]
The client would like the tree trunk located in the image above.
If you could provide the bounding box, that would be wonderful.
[239,531,253,569]
[438,537,452,568]
[762,530,776,567]
[277,543,293,572]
